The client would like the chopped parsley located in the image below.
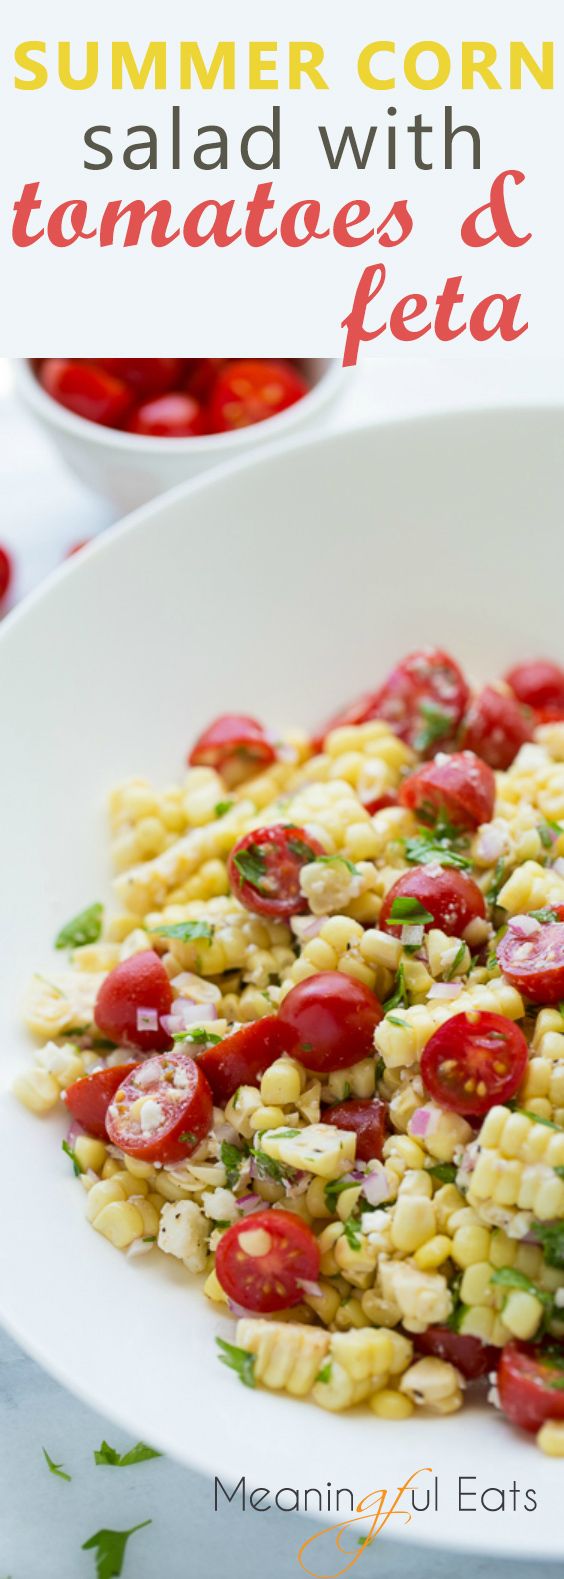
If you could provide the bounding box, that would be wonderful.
[216,1338,256,1389]
[179,1130,197,1147]
[287,836,320,862]
[324,1176,355,1212]
[388,896,434,926]
[250,1143,287,1183]
[529,907,560,924]
[94,1440,161,1467]
[313,854,359,875]
[82,1521,152,1579]
[518,1110,563,1131]
[445,941,467,981]
[42,1448,71,1483]
[426,1162,457,1184]
[530,1221,564,1270]
[383,964,407,1014]
[214,800,234,818]
[151,920,214,943]
[343,1216,362,1250]
[55,902,103,950]
[173,1027,222,1046]
[233,846,268,889]
[490,1266,553,1312]
[385,1014,408,1028]
[316,1361,332,1384]
[220,1140,249,1188]
[538,817,564,850]
[61,1139,83,1177]
[413,702,454,754]
[488,858,507,905]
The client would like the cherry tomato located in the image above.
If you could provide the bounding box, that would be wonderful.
[498,1341,564,1433]
[461,685,533,770]
[399,751,495,830]
[420,1010,528,1116]
[189,713,276,785]
[208,360,309,432]
[95,359,184,399]
[184,359,226,400]
[324,1098,388,1162]
[63,1062,138,1141]
[362,792,398,816]
[126,392,206,438]
[380,865,485,938]
[39,360,132,428]
[215,1208,320,1313]
[228,824,325,919]
[497,919,564,1004]
[278,972,383,1073]
[0,545,13,604]
[374,649,470,753]
[105,1050,213,1164]
[505,659,564,723]
[415,1326,497,1380]
[197,1016,296,1105]
[94,951,174,1054]
[312,689,385,753]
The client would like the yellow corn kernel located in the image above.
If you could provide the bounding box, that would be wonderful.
[13,1068,60,1115]
[302,1280,341,1326]
[460,1262,494,1306]
[399,1356,463,1414]
[204,1268,228,1304]
[537,1420,564,1457]
[260,1059,304,1107]
[414,1235,453,1271]
[93,1199,145,1249]
[336,1186,363,1221]
[432,1184,466,1232]
[109,1171,150,1199]
[248,1105,287,1133]
[370,1389,414,1420]
[334,1298,367,1331]
[451,1225,492,1269]
[131,1197,160,1238]
[489,1230,517,1269]
[458,1306,496,1342]
[383,1136,425,1172]
[391,1197,436,1254]
[73,1136,107,1174]
[86,1178,126,1222]
[305,1176,333,1221]
[122,1155,155,1181]
[501,1291,544,1341]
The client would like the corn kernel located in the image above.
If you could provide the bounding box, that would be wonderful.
[537,1420,564,1457]
[414,1235,452,1271]
[93,1200,145,1249]
[370,1389,414,1420]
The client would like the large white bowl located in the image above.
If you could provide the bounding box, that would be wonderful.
[15,357,342,512]
[1,412,563,1559]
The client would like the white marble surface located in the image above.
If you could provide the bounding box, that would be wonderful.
[2,356,564,1578]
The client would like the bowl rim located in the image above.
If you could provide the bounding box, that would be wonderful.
[13,356,343,455]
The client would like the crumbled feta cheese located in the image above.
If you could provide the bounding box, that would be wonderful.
[140,1098,164,1134]
[157,1199,208,1272]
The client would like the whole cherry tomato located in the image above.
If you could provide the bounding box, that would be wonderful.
[63,1062,138,1140]
[126,392,206,438]
[228,824,324,919]
[415,1326,498,1380]
[461,685,533,770]
[94,951,174,1053]
[314,649,469,756]
[324,1098,388,1161]
[497,917,564,1004]
[278,972,383,1073]
[95,359,184,399]
[399,750,495,830]
[197,1017,296,1105]
[498,1341,564,1433]
[0,545,13,604]
[208,360,309,431]
[215,1208,320,1313]
[420,1010,528,1115]
[39,360,132,427]
[379,865,485,938]
[505,659,564,723]
[105,1050,213,1164]
[189,714,276,784]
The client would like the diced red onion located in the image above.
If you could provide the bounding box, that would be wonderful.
[227,1297,262,1318]
[282,1171,310,1197]
[126,1238,155,1258]
[291,915,326,942]
[410,1107,433,1137]
[552,857,564,878]
[508,914,542,938]
[428,982,461,1000]
[401,923,424,947]
[136,1008,158,1032]
[236,1193,263,1215]
[476,826,507,863]
[161,1000,214,1035]
[65,1118,85,1148]
[296,1278,323,1298]
[362,1170,391,1207]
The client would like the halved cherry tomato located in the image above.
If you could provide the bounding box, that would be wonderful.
[209,359,309,432]
[0,545,13,604]
[63,1062,138,1141]
[461,685,533,770]
[415,1326,497,1380]
[505,659,564,723]
[314,649,469,756]
[184,359,226,400]
[189,713,276,784]
[312,689,385,753]
[197,1016,296,1105]
[324,1098,388,1161]
[39,360,132,427]
[105,1050,213,1164]
[498,1341,564,1433]
[279,972,383,1073]
[497,919,564,1004]
[215,1208,320,1313]
[126,392,206,438]
[94,951,173,1053]
[380,865,485,938]
[228,824,324,919]
[362,791,398,816]
[95,359,184,399]
[420,1010,528,1115]
[399,751,495,830]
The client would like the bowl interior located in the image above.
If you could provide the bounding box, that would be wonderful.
[0,410,563,1557]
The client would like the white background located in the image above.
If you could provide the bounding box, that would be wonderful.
[0,0,563,355]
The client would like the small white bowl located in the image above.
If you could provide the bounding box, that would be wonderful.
[15,357,343,512]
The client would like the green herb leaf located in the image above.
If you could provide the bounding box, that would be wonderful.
[179,1131,197,1147]
[82,1522,152,1579]
[152,920,214,943]
[216,1338,256,1389]
[529,907,560,924]
[413,702,454,754]
[530,1221,564,1269]
[488,858,507,904]
[94,1440,161,1468]
[383,964,407,1014]
[324,1176,356,1212]
[233,846,268,889]
[220,1140,248,1188]
[445,941,467,981]
[385,1014,408,1028]
[343,1216,362,1250]
[215,800,234,818]
[554,1166,564,1180]
[55,902,103,950]
[62,1139,83,1177]
[42,1447,71,1482]
[287,836,320,863]
[173,1027,222,1046]
[518,1110,563,1131]
[426,1162,457,1184]
[314,854,359,875]
[490,1267,553,1310]
[539,818,564,850]
[265,1127,300,1139]
[388,896,434,926]
[250,1144,287,1183]
[316,1361,332,1384]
